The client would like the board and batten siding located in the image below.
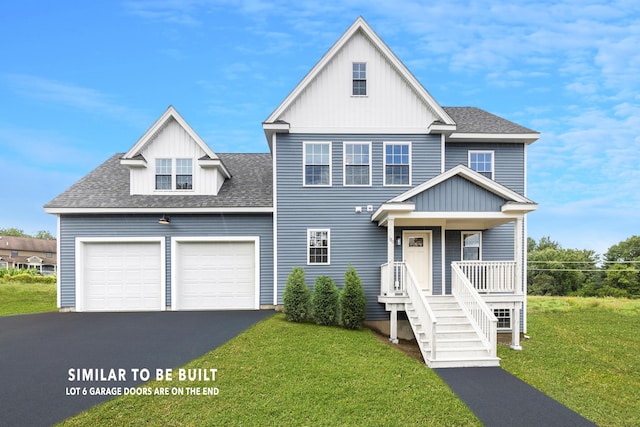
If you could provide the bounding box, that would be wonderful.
[129,118,225,195]
[280,31,439,132]
[409,175,507,212]
[276,133,441,320]
[58,214,273,309]
[445,142,525,195]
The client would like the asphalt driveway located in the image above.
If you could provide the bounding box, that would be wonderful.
[0,310,273,427]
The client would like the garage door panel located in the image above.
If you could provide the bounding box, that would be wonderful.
[174,240,257,310]
[80,240,163,312]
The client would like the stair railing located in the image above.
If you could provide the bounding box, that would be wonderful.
[451,262,498,357]
[404,263,438,361]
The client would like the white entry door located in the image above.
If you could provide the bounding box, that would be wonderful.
[403,231,431,292]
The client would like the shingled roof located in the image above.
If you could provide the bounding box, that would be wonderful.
[44,153,273,210]
[443,107,538,135]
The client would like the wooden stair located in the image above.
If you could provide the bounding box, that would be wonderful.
[406,295,500,368]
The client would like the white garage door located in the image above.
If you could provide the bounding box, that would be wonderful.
[173,239,258,310]
[78,239,164,312]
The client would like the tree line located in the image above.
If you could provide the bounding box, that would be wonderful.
[0,228,54,239]
[528,235,640,298]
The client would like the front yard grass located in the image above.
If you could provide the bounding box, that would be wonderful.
[0,282,57,316]
[60,315,480,427]
[499,296,640,427]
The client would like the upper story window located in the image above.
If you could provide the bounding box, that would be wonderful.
[308,229,330,265]
[156,158,193,191]
[384,142,411,186]
[155,159,172,190]
[304,142,331,186]
[46,252,53,258]
[176,159,193,190]
[469,151,494,179]
[11,250,18,257]
[352,62,367,96]
[462,231,482,261]
[344,142,371,186]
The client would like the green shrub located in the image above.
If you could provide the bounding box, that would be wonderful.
[311,275,340,326]
[3,273,56,284]
[340,265,367,330]
[283,267,311,322]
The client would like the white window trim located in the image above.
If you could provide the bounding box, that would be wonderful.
[155,158,195,192]
[383,141,412,187]
[175,158,194,191]
[461,231,482,261]
[468,150,494,180]
[303,142,332,187]
[494,308,512,331]
[307,228,330,265]
[343,142,372,187]
[351,62,367,97]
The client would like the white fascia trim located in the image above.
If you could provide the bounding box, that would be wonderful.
[371,203,415,222]
[272,132,279,306]
[171,236,261,310]
[124,106,217,160]
[501,202,538,213]
[75,236,166,312]
[289,126,431,134]
[120,158,147,168]
[45,207,274,214]
[428,123,456,135]
[390,165,532,204]
[448,132,540,144]
[197,158,231,178]
[390,211,519,221]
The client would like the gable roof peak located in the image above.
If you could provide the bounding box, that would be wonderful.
[123,105,218,160]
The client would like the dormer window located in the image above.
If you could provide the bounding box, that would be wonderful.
[176,159,193,190]
[352,62,367,96]
[155,159,172,190]
[155,158,194,191]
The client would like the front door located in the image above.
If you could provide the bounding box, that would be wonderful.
[403,231,432,293]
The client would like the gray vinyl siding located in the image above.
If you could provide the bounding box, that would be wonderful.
[445,142,525,195]
[276,133,441,320]
[58,213,273,308]
[409,175,507,212]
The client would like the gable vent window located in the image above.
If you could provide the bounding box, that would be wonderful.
[176,159,193,190]
[155,159,172,190]
[352,62,367,96]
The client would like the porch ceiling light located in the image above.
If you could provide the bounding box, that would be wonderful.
[158,214,171,225]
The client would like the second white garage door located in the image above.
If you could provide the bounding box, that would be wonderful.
[172,238,259,310]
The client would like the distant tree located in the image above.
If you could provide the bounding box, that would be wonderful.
[34,230,55,239]
[0,228,27,237]
[528,237,599,296]
[602,236,640,297]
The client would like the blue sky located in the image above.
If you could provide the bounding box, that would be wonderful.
[1,0,638,256]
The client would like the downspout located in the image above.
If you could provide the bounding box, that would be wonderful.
[272,133,278,307]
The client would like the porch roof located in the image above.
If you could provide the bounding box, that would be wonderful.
[371,165,537,229]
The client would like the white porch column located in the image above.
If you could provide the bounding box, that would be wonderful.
[511,304,522,350]
[387,217,395,289]
[514,216,524,295]
[389,305,399,344]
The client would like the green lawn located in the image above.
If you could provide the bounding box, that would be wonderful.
[0,282,57,315]
[60,315,480,426]
[499,297,640,427]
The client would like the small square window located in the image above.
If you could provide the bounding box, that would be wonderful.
[469,151,494,179]
[352,63,366,96]
[494,309,511,329]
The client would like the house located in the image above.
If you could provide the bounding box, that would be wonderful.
[0,235,57,275]
[45,17,538,368]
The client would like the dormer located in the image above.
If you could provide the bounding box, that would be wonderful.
[120,106,231,196]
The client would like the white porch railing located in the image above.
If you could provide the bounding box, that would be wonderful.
[380,261,406,295]
[404,263,438,361]
[451,262,497,357]
[453,261,519,294]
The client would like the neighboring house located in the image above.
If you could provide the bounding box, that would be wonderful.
[45,17,538,367]
[0,235,57,275]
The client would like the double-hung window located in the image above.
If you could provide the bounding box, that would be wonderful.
[462,231,482,261]
[304,142,331,186]
[352,62,367,96]
[344,142,371,186]
[384,142,411,185]
[176,159,193,190]
[155,159,172,190]
[308,229,330,265]
[469,151,494,179]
